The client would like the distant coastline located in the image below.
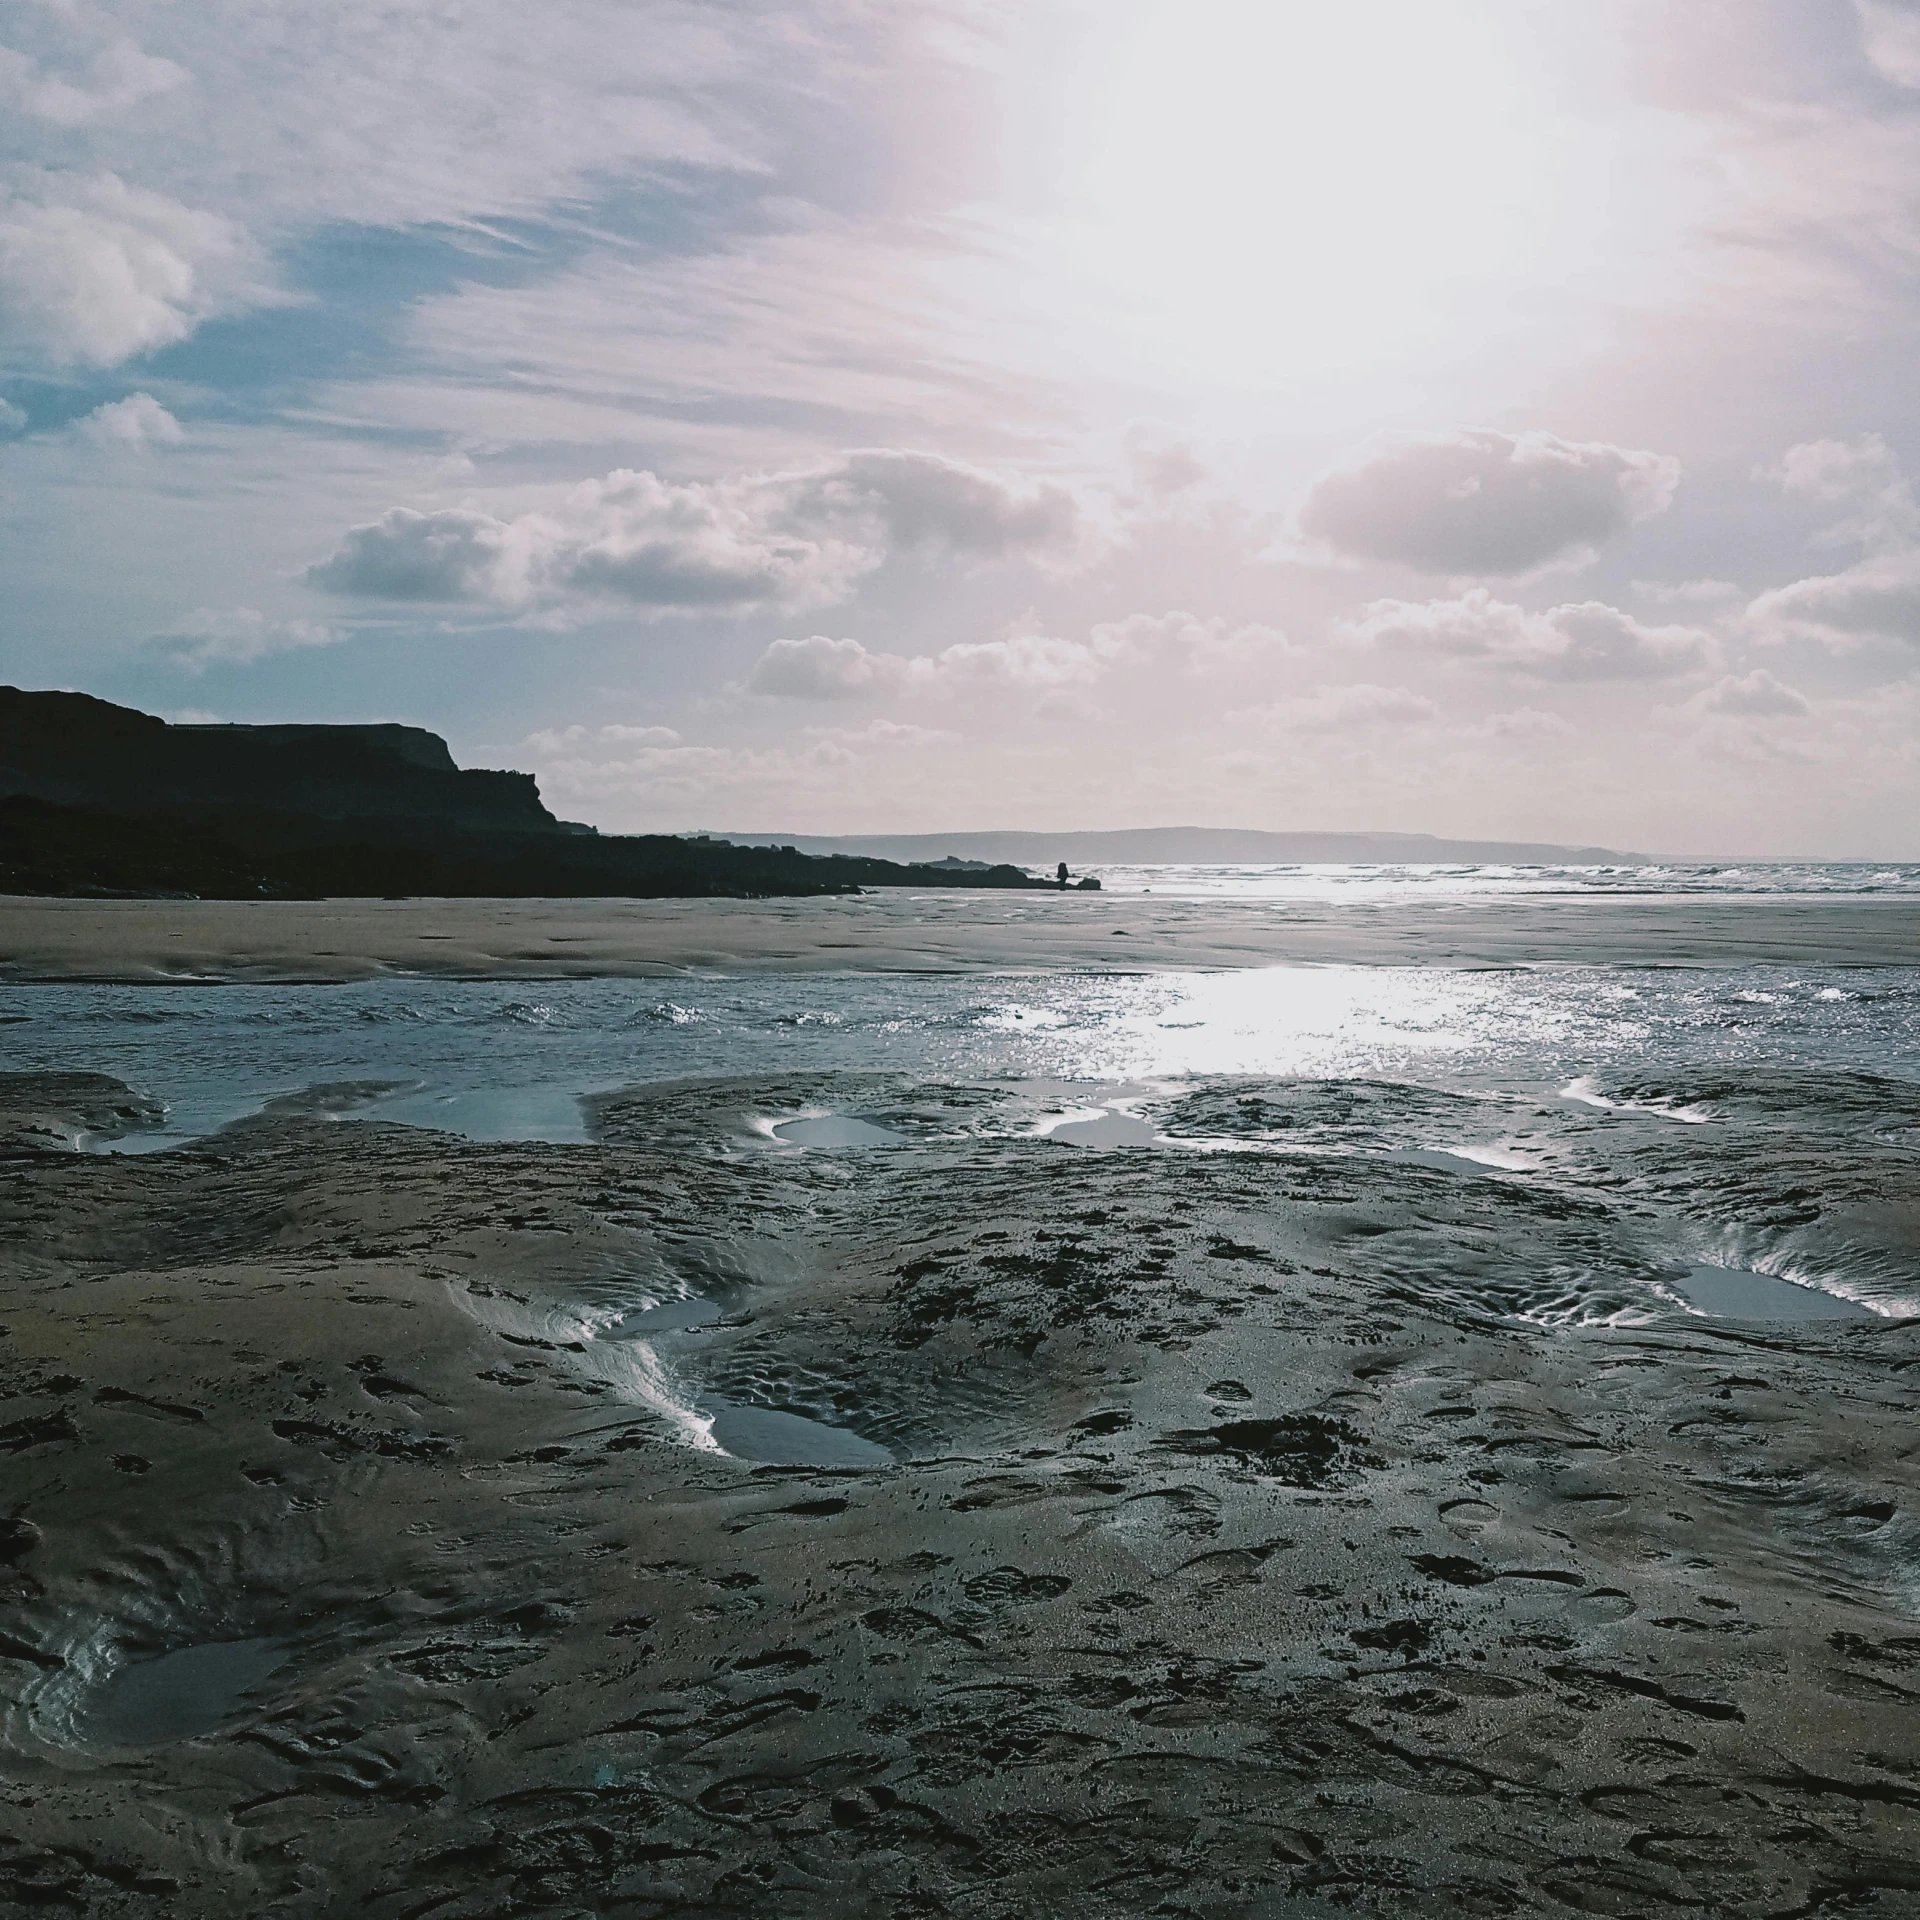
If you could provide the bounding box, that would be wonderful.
[702,826,1651,865]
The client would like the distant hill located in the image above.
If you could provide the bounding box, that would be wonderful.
[0,688,1056,898]
[705,827,1650,866]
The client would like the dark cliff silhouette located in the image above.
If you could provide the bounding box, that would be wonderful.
[1,687,558,833]
[0,687,1053,900]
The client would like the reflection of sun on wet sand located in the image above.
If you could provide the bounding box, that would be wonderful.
[3,1059,1918,1915]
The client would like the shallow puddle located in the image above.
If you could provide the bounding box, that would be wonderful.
[87,1638,287,1747]
[612,1299,723,1337]
[1394,1148,1519,1178]
[372,1083,591,1144]
[1047,1109,1157,1147]
[772,1115,903,1148]
[704,1401,893,1468]
[1675,1264,1874,1322]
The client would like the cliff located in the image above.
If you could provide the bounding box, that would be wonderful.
[0,686,559,834]
[0,688,1053,899]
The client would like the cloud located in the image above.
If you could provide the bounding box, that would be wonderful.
[0,398,23,434]
[1122,424,1208,504]
[1746,553,1920,647]
[1633,577,1740,607]
[78,391,183,451]
[306,506,524,603]
[748,635,891,700]
[745,611,1287,702]
[149,606,340,670]
[525,722,680,754]
[909,629,1115,691]
[1693,668,1812,718]
[802,718,959,750]
[1856,0,1920,87]
[1765,433,1918,550]
[1478,706,1573,740]
[0,39,189,129]
[599,722,682,746]
[0,6,940,376]
[521,707,964,822]
[1085,611,1288,674]
[308,451,1082,615]
[746,629,1104,699]
[0,172,256,369]
[1298,428,1680,575]
[789,449,1081,561]
[1346,588,1713,680]
[1248,683,1438,733]
[1770,433,1904,506]
[1748,436,1920,645]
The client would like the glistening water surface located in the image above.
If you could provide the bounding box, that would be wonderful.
[3,964,1917,1150]
[7,954,1919,1376]
[1089,860,1920,897]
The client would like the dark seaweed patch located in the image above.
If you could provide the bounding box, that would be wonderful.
[1168,1414,1370,1488]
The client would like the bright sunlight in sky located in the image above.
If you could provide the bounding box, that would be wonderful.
[4,0,1920,852]
[1066,2,1574,381]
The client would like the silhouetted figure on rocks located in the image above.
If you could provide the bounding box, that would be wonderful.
[1057,861,1070,888]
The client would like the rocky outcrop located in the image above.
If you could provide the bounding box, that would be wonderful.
[0,686,559,834]
[0,687,1061,898]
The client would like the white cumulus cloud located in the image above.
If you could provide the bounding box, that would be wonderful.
[78,390,182,451]
[1298,428,1680,575]
[1693,668,1812,717]
[0,171,256,369]
[308,451,1082,616]
[748,635,892,699]
[1346,588,1713,680]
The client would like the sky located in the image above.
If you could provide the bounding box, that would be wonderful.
[4,1,1920,855]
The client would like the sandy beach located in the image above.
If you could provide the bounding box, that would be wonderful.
[3,890,1919,981]
[3,1035,1919,1915]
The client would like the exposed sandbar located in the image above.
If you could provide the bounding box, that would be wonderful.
[3,889,1918,982]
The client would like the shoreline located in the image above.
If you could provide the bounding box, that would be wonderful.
[5,891,1920,983]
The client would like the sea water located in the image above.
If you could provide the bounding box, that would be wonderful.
[3,865,1917,1329]
[1089,859,1920,897]
[1,963,1915,1149]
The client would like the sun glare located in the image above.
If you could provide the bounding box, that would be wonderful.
[1057,0,1595,386]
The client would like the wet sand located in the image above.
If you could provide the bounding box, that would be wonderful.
[4,889,1920,981]
[3,1067,1918,1916]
